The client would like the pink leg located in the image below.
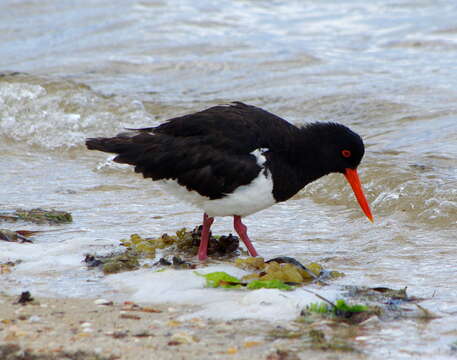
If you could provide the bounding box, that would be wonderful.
[198,213,214,261]
[233,216,259,257]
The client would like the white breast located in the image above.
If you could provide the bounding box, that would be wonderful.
[157,149,275,217]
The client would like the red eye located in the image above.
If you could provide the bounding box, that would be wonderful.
[341,149,351,158]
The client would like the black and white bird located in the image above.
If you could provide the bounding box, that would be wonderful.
[86,102,373,261]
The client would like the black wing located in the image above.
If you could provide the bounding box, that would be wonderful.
[86,102,299,199]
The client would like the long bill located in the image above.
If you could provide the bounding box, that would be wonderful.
[344,168,374,222]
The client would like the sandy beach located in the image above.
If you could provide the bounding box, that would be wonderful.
[0,292,363,360]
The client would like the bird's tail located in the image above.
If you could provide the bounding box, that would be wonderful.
[86,136,130,154]
[86,131,158,168]
[86,129,146,152]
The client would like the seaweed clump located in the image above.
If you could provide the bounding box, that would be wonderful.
[235,256,344,285]
[173,227,239,257]
[84,227,240,275]
[120,227,240,259]
[84,252,140,275]
[0,343,116,360]
[0,208,72,224]
[196,271,293,290]
[301,299,377,324]
[99,253,141,275]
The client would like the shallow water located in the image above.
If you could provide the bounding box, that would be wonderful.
[1,0,457,358]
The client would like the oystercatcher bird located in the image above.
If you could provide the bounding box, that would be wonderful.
[86,102,373,261]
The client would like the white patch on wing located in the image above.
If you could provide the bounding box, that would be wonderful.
[250,148,268,166]
[158,148,275,217]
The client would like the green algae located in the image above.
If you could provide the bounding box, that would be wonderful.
[0,343,115,360]
[235,257,344,285]
[0,209,72,224]
[307,302,332,314]
[84,250,141,275]
[306,300,368,316]
[101,252,140,274]
[196,271,293,290]
[301,298,378,325]
[247,279,293,290]
[196,271,243,288]
[333,299,368,314]
[16,208,72,224]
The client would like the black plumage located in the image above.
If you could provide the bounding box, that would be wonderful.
[86,102,363,202]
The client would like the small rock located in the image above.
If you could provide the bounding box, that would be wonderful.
[167,320,181,327]
[15,291,34,305]
[266,350,300,360]
[94,298,113,306]
[120,313,141,320]
[226,347,238,354]
[244,341,262,348]
[110,331,129,339]
[171,332,197,344]
[28,315,41,323]
[140,306,162,313]
[77,332,91,338]
[133,330,154,338]
[167,340,181,346]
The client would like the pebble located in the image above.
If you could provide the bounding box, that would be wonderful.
[29,315,42,323]
[244,341,262,348]
[171,332,197,344]
[167,320,182,327]
[81,322,92,328]
[120,313,141,320]
[227,347,238,354]
[94,298,113,306]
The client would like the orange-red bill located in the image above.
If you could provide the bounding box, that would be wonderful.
[344,168,374,222]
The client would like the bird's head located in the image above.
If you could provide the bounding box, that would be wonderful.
[303,122,373,222]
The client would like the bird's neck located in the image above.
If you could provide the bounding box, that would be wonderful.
[270,131,332,202]
[293,129,334,178]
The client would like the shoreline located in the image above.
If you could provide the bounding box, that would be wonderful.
[0,292,362,360]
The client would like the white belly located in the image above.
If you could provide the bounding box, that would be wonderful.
[157,149,275,217]
[158,170,275,217]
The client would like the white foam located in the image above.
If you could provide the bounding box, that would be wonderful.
[0,241,88,272]
[106,264,339,321]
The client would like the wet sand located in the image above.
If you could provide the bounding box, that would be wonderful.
[0,293,362,360]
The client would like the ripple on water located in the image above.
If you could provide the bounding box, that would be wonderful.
[0,73,154,150]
